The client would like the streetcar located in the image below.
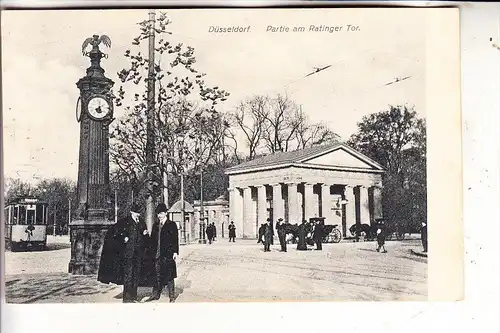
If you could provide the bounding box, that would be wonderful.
[4,197,48,251]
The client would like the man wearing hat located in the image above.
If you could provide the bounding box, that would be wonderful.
[122,203,148,303]
[276,218,287,252]
[146,203,179,302]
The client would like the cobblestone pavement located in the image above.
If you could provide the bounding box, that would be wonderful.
[4,237,427,303]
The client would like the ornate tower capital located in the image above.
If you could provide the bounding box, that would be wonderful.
[81,34,112,78]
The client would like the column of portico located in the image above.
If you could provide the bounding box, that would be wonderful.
[229,187,243,238]
[344,185,356,236]
[304,183,315,222]
[287,183,299,224]
[271,183,284,221]
[321,184,331,223]
[242,187,253,239]
[359,185,371,224]
[372,186,383,219]
[257,185,267,226]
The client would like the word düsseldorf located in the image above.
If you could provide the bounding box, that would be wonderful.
[208,26,251,33]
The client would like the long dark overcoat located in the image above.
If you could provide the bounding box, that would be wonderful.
[150,220,179,284]
[228,223,236,238]
[297,223,308,250]
[97,216,154,287]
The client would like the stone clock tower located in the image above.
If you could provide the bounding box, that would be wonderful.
[69,34,115,275]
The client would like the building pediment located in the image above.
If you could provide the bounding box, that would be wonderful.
[225,143,384,175]
[299,145,383,171]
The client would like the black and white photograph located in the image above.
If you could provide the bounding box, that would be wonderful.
[2,7,461,304]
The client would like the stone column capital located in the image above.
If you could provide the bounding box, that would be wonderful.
[269,183,281,187]
[304,182,315,187]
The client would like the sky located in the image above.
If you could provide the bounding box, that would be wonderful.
[1,8,426,183]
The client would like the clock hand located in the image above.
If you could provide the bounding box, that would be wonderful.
[95,106,102,114]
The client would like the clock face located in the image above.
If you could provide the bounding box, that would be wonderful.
[87,97,110,120]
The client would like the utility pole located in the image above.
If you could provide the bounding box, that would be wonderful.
[68,198,71,236]
[53,206,57,236]
[162,147,169,208]
[145,9,156,234]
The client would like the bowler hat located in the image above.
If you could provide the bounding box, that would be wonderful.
[155,203,168,215]
[130,203,141,214]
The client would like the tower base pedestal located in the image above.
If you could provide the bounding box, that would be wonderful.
[68,219,115,275]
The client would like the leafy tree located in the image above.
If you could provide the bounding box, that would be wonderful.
[110,11,231,206]
[348,105,426,229]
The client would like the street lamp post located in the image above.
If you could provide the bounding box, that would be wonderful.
[68,198,72,236]
[199,171,206,244]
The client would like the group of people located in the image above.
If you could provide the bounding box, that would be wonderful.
[258,218,326,252]
[205,222,217,244]
[97,203,179,303]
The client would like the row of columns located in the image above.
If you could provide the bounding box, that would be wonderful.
[229,183,383,239]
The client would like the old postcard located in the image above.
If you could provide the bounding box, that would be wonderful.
[1,7,461,304]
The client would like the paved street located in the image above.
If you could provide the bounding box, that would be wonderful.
[4,236,427,303]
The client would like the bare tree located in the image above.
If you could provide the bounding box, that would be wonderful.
[232,96,268,160]
[262,94,303,153]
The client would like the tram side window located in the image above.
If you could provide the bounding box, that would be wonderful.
[18,206,26,225]
[36,205,45,225]
[13,206,19,225]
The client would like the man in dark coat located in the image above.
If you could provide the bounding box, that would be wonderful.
[276,218,287,252]
[257,224,266,244]
[228,221,236,242]
[297,220,308,251]
[100,204,148,303]
[263,220,273,252]
[312,220,324,251]
[146,203,179,303]
[206,223,214,244]
[212,222,217,241]
[421,222,428,252]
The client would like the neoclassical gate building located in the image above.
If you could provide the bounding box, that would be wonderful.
[225,143,384,239]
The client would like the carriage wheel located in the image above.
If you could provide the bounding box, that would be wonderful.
[396,232,405,241]
[332,229,342,243]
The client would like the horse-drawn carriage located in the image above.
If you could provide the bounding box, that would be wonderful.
[348,218,406,241]
[283,217,342,244]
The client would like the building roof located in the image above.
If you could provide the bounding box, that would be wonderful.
[168,200,194,213]
[225,142,384,175]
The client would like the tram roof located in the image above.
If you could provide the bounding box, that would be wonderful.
[5,197,48,206]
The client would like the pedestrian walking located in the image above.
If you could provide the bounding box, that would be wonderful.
[312,220,324,251]
[228,221,236,242]
[257,223,266,244]
[145,203,179,303]
[297,220,308,251]
[206,223,214,244]
[263,220,273,252]
[212,222,217,241]
[421,222,428,253]
[376,228,387,253]
[276,218,287,252]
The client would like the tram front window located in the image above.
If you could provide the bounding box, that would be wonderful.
[27,209,35,225]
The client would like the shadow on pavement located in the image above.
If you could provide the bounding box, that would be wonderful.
[5,273,117,303]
